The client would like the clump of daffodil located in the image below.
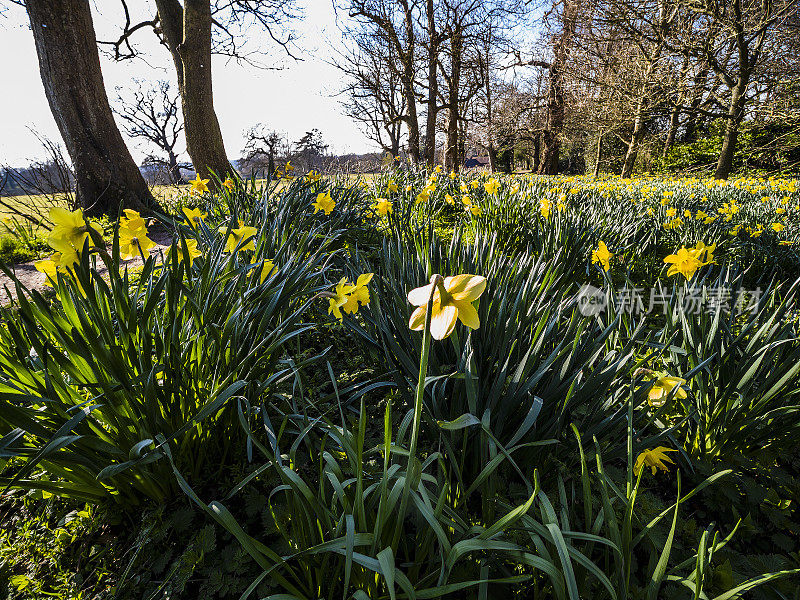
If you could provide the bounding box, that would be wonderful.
[484,178,500,195]
[408,274,487,340]
[313,191,335,215]
[48,207,102,262]
[118,209,157,260]
[219,222,257,252]
[663,241,715,280]
[591,241,613,272]
[167,238,202,267]
[189,176,210,195]
[634,447,677,476]
[306,170,322,183]
[182,207,207,230]
[375,198,393,216]
[327,273,373,320]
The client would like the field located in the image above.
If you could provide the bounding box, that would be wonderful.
[1,168,800,599]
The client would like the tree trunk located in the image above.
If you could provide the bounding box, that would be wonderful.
[714,83,746,180]
[155,0,232,182]
[487,146,498,173]
[423,0,438,167]
[592,131,603,177]
[26,0,155,216]
[663,105,680,157]
[444,31,462,173]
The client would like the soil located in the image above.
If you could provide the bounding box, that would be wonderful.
[0,226,174,305]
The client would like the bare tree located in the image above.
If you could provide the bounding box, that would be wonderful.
[334,26,406,157]
[241,125,285,178]
[340,0,423,163]
[99,0,302,183]
[115,80,186,184]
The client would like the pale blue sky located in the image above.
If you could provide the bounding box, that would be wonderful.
[0,0,378,166]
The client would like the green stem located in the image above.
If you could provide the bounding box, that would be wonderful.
[392,277,438,551]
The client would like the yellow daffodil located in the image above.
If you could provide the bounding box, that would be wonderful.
[387,180,398,193]
[119,212,157,260]
[445,194,456,206]
[375,198,393,216]
[460,183,469,193]
[313,192,335,215]
[35,255,61,286]
[189,176,210,195]
[484,178,500,195]
[634,447,677,476]
[219,224,258,252]
[772,222,786,233]
[167,239,202,266]
[342,273,373,314]
[540,198,552,218]
[648,375,687,406]
[470,180,481,190]
[182,207,207,229]
[48,207,101,255]
[408,274,487,340]
[664,242,714,280]
[223,177,235,191]
[469,204,481,216]
[591,241,612,272]
[252,257,275,283]
[461,195,471,206]
[328,278,356,320]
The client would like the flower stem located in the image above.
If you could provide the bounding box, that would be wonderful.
[392,276,438,551]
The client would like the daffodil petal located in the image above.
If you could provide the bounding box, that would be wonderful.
[430,304,457,340]
[445,274,486,301]
[409,305,427,331]
[407,283,435,306]
[454,299,480,330]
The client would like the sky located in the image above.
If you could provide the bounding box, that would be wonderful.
[0,0,379,167]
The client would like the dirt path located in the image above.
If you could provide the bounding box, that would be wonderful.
[0,227,174,305]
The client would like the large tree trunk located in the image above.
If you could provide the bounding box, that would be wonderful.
[26,0,154,216]
[444,31,462,172]
[155,0,232,182]
[423,0,438,167]
[714,82,747,180]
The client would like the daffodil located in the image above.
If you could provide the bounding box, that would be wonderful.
[445,194,456,206]
[48,207,101,255]
[182,207,207,229]
[408,274,487,340]
[167,238,202,266]
[648,375,687,406]
[375,198,393,216]
[664,242,714,280]
[35,255,60,286]
[591,241,612,272]
[342,273,373,314]
[634,447,677,476]
[469,204,481,216]
[328,278,356,320]
[119,212,157,260]
[484,178,500,195]
[313,192,335,215]
[219,224,258,252]
[387,180,398,193]
[189,176,210,195]
[223,177,235,191]
[772,222,786,233]
[252,257,275,283]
